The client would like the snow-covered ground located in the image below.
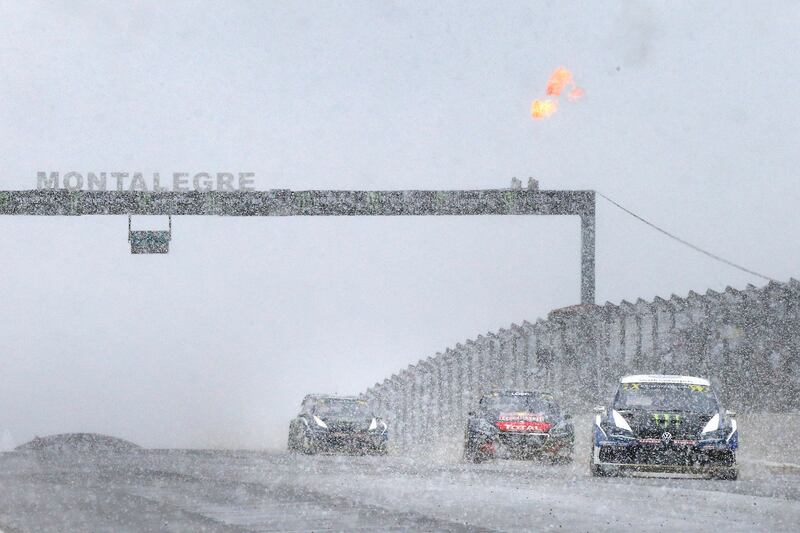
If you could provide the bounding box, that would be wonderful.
[0,447,798,532]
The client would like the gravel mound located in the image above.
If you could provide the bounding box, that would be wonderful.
[16,433,140,452]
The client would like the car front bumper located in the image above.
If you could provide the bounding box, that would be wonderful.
[311,430,387,452]
[486,432,572,457]
[594,439,735,473]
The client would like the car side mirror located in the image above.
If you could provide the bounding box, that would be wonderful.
[593,405,605,414]
[725,410,737,418]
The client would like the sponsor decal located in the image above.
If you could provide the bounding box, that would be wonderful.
[498,412,545,422]
[626,382,709,392]
[652,413,682,429]
[495,421,553,433]
[640,437,697,446]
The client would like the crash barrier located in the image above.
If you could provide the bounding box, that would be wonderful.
[362,280,800,453]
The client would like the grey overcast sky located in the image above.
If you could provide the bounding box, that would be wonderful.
[0,1,798,449]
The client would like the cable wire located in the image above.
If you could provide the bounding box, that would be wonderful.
[597,192,777,282]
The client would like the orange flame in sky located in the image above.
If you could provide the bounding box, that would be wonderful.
[531,66,584,120]
[546,67,573,97]
[530,99,558,119]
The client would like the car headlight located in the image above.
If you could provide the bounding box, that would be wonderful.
[604,425,635,440]
[701,413,720,434]
[368,418,388,434]
[611,410,632,432]
[601,410,635,440]
[313,415,328,429]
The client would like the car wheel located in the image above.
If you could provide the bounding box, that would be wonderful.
[545,444,573,464]
[589,447,605,477]
[464,452,483,465]
[301,432,316,455]
[465,443,486,464]
[713,466,738,480]
[374,443,388,456]
[287,426,298,453]
[551,452,573,465]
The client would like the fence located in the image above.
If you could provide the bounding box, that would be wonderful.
[362,280,800,453]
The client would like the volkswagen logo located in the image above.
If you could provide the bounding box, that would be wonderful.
[661,432,673,443]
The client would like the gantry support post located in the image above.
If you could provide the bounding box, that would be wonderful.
[580,212,596,305]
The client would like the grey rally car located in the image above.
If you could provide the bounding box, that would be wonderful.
[288,394,388,455]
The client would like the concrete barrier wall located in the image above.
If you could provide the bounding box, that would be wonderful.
[363,280,800,454]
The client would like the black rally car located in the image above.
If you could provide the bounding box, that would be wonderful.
[591,375,738,479]
[463,390,574,463]
[287,395,388,455]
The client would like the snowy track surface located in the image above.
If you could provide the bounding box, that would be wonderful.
[0,450,799,532]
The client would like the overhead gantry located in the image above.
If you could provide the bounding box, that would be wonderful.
[0,187,596,304]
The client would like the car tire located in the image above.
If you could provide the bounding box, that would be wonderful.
[547,444,574,465]
[551,453,573,465]
[463,428,478,463]
[464,444,483,464]
[287,426,299,453]
[713,466,738,480]
[589,447,605,477]
[467,453,484,464]
[590,463,605,476]
[301,433,316,455]
[590,463,608,477]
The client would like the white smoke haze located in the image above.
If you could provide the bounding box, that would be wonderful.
[0,0,798,453]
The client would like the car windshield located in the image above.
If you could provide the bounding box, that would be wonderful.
[613,382,719,413]
[480,393,559,415]
[313,399,372,419]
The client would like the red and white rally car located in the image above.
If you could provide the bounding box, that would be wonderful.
[463,390,574,463]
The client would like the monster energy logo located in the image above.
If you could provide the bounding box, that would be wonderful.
[652,413,682,428]
[503,190,518,209]
[296,191,313,210]
[366,191,381,213]
[433,191,448,209]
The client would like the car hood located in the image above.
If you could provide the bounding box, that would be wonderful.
[615,409,715,439]
[317,416,373,431]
